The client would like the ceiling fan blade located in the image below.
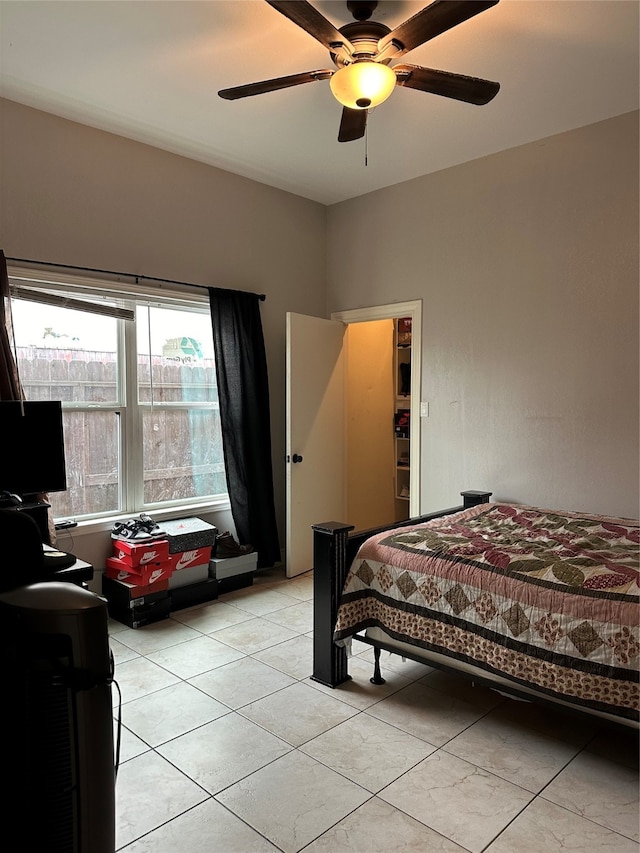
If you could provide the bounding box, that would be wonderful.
[266,1,353,55]
[379,0,499,58]
[219,69,332,100]
[338,107,367,143]
[394,64,499,105]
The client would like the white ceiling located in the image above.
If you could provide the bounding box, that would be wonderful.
[1,1,638,205]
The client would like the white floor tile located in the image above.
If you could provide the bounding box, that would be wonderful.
[353,645,437,682]
[542,747,640,841]
[270,572,314,600]
[223,586,301,616]
[113,656,180,707]
[111,573,639,853]
[119,798,280,852]
[188,655,296,708]
[114,721,150,764]
[307,654,413,710]
[113,619,202,655]
[209,615,298,653]
[146,634,245,678]
[109,636,141,665]
[304,797,468,853]
[216,750,370,853]
[485,796,640,853]
[170,600,253,633]
[301,712,437,792]
[157,712,292,794]
[586,726,640,770]
[379,750,534,853]
[239,680,359,746]
[419,668,506,712]
[120,681,230,746]
[115,750,207,849]
[264,599,314,633]
[444,705,583,792]
[252,633,314,680]
[365,679,490,746]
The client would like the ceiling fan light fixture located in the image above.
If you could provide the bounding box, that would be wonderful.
[329,61,396,110]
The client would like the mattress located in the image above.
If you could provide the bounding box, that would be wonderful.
[334,502,639,722]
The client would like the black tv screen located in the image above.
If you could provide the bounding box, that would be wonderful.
[0,400,67,498]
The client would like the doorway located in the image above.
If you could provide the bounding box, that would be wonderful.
[332,300,421,522]
[285,300,421,577]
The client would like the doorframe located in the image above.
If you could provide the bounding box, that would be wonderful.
[331,301,422,518]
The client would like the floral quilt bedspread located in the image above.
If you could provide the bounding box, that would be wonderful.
[334,503,639,719]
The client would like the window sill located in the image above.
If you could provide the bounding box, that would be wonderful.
[58,497,231,538]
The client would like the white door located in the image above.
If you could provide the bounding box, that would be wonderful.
[285,313,346,577]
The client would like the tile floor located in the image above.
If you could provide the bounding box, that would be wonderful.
[110,567,639,853]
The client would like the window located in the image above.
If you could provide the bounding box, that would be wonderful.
[9,272,227,520]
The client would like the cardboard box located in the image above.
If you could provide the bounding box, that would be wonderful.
[108,597,171,628]
[167,546,212,572]
[114,538,169,567]
[102,573,169,607]
[105,555,172,586]
[168,562,210,589]
[394,409,410,438]
[170,577,219,610]
[216,573,253,594]
[209,551,257,580]
[162,517,217,553]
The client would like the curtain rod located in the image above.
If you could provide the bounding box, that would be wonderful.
[6,256,266,301]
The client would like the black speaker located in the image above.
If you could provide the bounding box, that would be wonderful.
[0,582,115,853]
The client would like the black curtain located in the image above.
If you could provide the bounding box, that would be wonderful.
[208,288,280,568]
[0,250,23,401]
[0,250,55,543]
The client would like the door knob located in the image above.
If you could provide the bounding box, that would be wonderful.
[292,454,303,463]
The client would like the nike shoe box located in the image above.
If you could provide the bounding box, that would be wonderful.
[102,573,170,604]
[209,551,257,580]
[109,597,171,628]
[162,518,217,553]
[113,538,170,567]
[209,552,256,593]
[168,562,210,589]
[105,555,172,587]
[169,577,219,610]
[102,574,170,628]
[168,546,212,572]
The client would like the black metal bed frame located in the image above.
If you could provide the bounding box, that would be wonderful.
[311,490,492,689]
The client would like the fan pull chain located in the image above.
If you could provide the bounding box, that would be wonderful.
[364,114,368,167]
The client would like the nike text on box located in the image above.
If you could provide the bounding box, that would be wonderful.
[106,555,172,586]
[168,547,212,572]
[102,573,170,604]
[114,538,169,567]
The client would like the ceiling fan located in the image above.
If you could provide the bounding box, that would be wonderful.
[218,0,500,142]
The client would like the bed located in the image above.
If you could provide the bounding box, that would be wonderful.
[311,491,639,728]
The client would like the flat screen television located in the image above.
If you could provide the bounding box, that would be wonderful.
[0,400,67,501]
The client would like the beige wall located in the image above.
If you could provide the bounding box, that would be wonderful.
[0,98,327,566]
[1,99,638,557]
[327,111,639,519]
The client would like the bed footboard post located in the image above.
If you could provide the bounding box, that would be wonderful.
[461,490,492,508]
[311,521,354,688]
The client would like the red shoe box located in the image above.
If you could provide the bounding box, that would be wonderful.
[167,546,212,572]
[102,574,171,628]
[102,573,170,603]
[106,555,172,586]
[113,538,169,568]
